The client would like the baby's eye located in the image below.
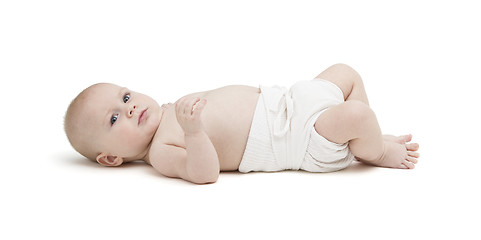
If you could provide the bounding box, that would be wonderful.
[111,114,118,125]
[123,93,131,103]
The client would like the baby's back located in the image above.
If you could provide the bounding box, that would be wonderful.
[157,85,260,170]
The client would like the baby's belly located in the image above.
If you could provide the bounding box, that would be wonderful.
[196,85,260,170]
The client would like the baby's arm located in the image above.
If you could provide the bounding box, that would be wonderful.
[183,130,220,183]
[172,96,219,183]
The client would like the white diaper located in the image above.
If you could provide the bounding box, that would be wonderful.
[300,126,355,172]
[239,79,355,173]
[238,93,281,172]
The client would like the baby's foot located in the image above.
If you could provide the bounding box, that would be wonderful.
[383,134,412,144]
[376,135,420,169]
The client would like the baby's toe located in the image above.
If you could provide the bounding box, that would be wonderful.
[403,160,416,169]
[401,134,413,143]
[405,143,419,151]
[407,156,418,164]
[408,151,420,158]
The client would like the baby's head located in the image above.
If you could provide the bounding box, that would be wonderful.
[65,83,162,166]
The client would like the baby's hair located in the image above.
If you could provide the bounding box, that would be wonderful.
[64,84,103,162]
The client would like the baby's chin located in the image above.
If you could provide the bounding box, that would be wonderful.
[143,105,162,137]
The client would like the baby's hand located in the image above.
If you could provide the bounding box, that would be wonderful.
[175,96,207,135]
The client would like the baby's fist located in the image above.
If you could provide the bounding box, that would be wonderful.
[175,97,207,135]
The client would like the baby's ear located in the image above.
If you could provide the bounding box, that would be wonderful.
[96,153,123,167]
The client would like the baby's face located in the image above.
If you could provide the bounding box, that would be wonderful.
[81,83,162,159]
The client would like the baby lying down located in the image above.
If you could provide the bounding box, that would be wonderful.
[64,64,420,184]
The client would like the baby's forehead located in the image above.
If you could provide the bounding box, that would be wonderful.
[87,83,122,94]
[73,83,120,120]
[82,83,122,101]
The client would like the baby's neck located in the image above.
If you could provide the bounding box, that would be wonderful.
[122,139,154,165]
[138,127,162,165]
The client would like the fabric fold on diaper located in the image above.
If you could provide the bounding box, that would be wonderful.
[239,79,354,173]
[260,85,291,171]
[265,86,294,138]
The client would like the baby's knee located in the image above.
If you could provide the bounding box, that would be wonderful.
[341,100,375,124]
[331,63,353,70]
[331,63,357,74]
[332,63,362,82]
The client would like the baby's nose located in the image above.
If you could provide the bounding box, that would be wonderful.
[128,105,137,117]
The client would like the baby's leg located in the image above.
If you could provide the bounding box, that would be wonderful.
[314,100,420,169]
[314,63,369,105]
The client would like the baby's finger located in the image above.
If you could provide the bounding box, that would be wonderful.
[182,97,191,115]
[175,98,181,114]
[175,97,186,112]
[179,97,193,115]
[192,99,207,116]
[188,97,201,114]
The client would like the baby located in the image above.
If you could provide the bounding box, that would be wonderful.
[64,64,419,184]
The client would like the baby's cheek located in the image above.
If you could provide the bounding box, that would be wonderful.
[125,128,146,147]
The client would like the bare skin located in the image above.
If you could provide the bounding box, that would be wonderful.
[67,64,419,184]
[146,85,260,183]
[313,64,420,169]
[151,63,419,182]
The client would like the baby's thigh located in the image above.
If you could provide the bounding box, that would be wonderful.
[314,100,371,144]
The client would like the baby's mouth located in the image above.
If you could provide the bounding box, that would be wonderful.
[138,109,148,125]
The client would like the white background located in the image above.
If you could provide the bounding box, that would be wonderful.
[1,0,480,239]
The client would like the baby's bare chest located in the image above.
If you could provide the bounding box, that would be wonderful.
[158,85,260,170]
